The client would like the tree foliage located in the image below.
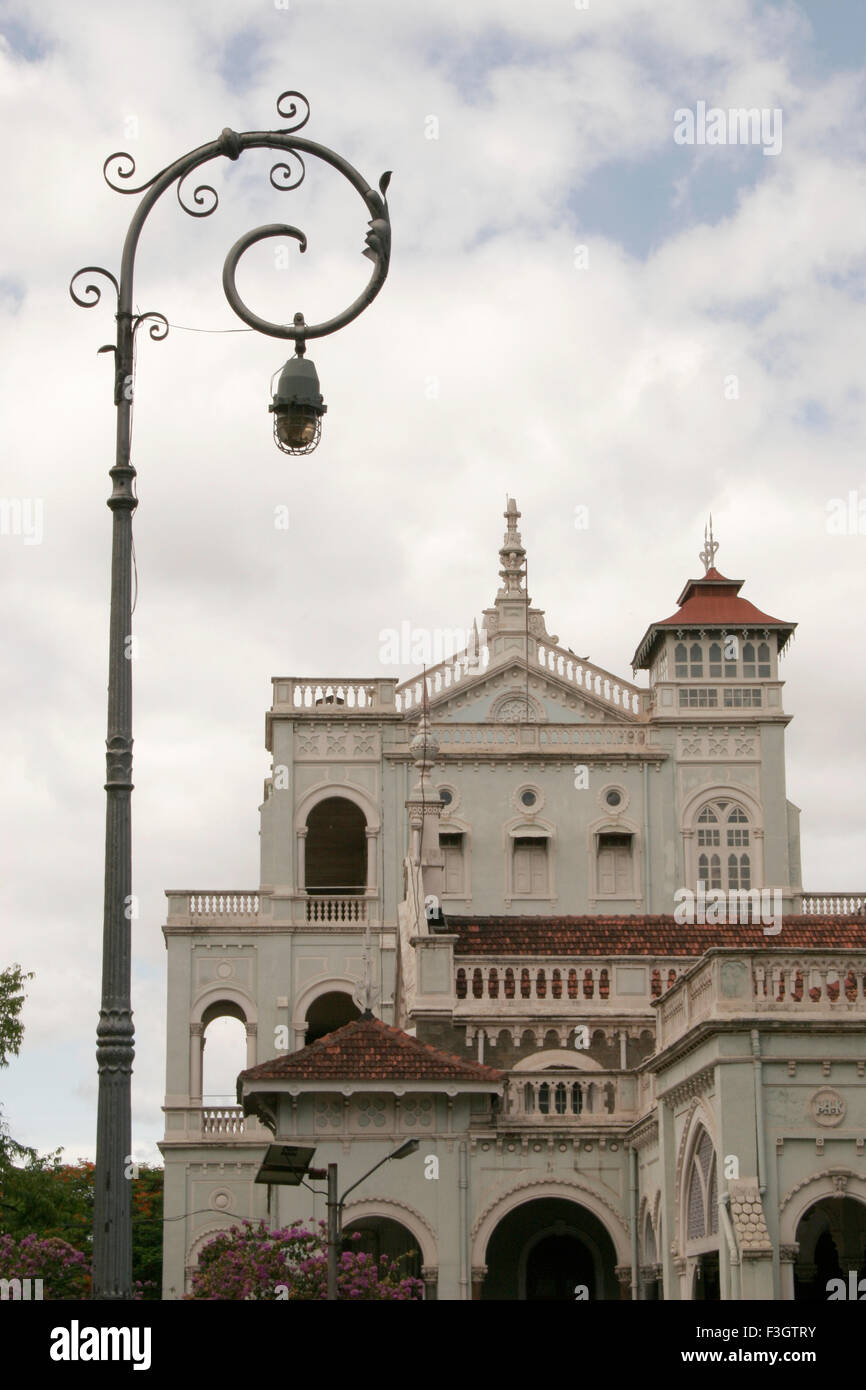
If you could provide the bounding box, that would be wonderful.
[186,1219,424,1300]
[0,965,35,1174]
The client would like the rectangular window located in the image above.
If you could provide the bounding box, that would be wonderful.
[723,688,762,708]
[597,832,633,896]
[678,688,719,708]
[512,837,549,896]
[439,833,465,895]
[697,828,720,847]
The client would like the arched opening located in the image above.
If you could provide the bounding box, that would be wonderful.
[305,990,361,1046]
[343,1215,423,1285]
[482,1199,619,1301]
[201,1002,247,1104]
[305,797,367,894]
[793,1197,866,1300]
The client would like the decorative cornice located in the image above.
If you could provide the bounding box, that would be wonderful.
[660,1066,715,1110]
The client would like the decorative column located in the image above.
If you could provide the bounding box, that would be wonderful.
[421,1267,438,1301]
[779,1245,799,1301]
[615,1264,633,1300]
[296,827,307,893]
[245,1021,257,1069]
[471,1266,487,1300]
[189,1023,204,1105]
[365,826,378,893]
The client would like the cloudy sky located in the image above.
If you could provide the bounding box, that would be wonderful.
[2,0,865,1165]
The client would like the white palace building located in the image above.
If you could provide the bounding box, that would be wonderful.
[159,500,866,1300]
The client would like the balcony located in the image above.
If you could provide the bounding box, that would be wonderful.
[455,958,692,1017]
[162,1107,267,1143]
[502,1070,637,1126]
[656,949,866,1053]
[270,677,399,715]
[799,892,866,916]
[165,890,375,929]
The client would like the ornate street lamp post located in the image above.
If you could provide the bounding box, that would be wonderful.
[69,91,392,1300]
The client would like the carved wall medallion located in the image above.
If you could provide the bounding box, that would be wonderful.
[809,1088,846,1127]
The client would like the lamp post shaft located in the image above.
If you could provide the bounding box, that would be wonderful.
[71,92,391,1302]
[93,316,137,1301]
[327,1164,339,1300]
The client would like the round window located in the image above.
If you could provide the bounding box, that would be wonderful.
[439,789,453,806]
[521,790,537,807]
[605,789,622,808]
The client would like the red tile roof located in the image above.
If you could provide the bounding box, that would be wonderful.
[449,915,866,956]
[632,570,795,668]
[239,1016,504,1086]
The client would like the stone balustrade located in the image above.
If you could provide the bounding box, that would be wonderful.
[305,895,368,924]
[455,959,690,1014]
[800,892,866,916]
[163,1108,266,1142]
[536,645,645,716]
[271,677,399,714]
[185,892,260,922]
[656,950,866,1051]
[503,1070,637,1124]
[395,643,647,719]
[165,891,373,928]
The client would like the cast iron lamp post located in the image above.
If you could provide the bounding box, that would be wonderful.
[69,90,392,1300]
[326,1139,420,1300]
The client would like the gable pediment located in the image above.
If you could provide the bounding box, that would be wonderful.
[399,656,641,726]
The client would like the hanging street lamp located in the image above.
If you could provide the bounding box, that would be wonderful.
[68,90,392,1300]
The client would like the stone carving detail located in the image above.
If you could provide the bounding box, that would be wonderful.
[728,1179,772,1256]
[809,1088,846,1127]
[297,734,320,755]
[720,961,748,999]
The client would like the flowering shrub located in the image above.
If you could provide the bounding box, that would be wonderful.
[0,1233,91,1299]
[186,1219,424,1301]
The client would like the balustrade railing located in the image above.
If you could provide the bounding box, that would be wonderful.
[187,892,260,922]
[536,645,644,716]
[657,951,866,1050]
[504,1071,635,1122]
[201,1107,248,1136]
[305,895,368,923]
[800,893,866,916]
[395,643,645,718]
[456,959,686,1008]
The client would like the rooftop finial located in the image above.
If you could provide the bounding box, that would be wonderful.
[699,513,719,573]
[499,496,526,596]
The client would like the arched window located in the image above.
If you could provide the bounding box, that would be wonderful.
[757,641,771,678]
[686,1128,718,1244]
[695,800,754,891]
[689,642,703,677]
[675,642,688,677]
[305,796,367,894]
[742,641,756,678]
[708,642,722,677]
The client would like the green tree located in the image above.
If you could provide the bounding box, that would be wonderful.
[0,964,35,1175]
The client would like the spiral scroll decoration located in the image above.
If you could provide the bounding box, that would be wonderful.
[269,151,306,193]
[275,90,311,132]
[103,151,171,196]
[132,311,170,343]
[69,265,120,310]
[177,169,220,219]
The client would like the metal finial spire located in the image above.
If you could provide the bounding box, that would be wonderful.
[699,513,719,573]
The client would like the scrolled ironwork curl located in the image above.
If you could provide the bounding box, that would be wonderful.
[103,151,168,196]
[177,169,220,218]
[269,151,306,193]
[132,311,169,343]
[276,90,310,132]
[69,265,120,310]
